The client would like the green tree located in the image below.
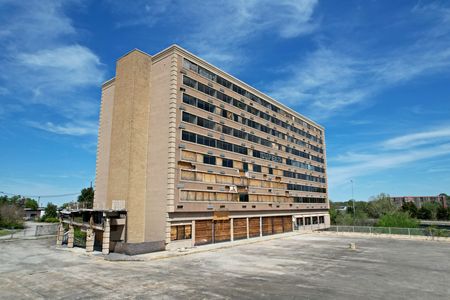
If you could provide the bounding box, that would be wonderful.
[366,193,396,218]
[44,203,58,219]
[436,205,449,220]
[78,187,94,209]
[402,202,418,218]
[422,202,440,220]
[24,198,39,210]
[377,211,419,228]
[417,206,432,220]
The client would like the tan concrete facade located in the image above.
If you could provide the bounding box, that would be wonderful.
[94,45,330,254]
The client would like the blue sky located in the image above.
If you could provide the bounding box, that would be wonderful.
[1,0,449,205]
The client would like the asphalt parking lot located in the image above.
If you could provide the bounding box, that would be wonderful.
[0,233,449,299]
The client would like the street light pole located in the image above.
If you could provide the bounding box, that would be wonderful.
[351,179,355,217]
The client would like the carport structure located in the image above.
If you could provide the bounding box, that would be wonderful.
[57,209,126,254]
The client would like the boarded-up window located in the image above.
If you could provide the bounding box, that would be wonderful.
[171,225,192,241]
[261,180,270,188]
[195,173,204,182]
[216,193,227,201]
[195,192,204,201]
[249,194,258,202]
[181,170,195,181]
[181,151,197,161]
[187,191,196,201]
[250,179,260,187]
[204,174,216,183]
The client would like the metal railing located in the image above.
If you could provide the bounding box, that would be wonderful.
[324,225,450,238]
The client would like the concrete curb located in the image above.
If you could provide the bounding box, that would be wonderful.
[0,235,56,241]
[59,230,316,262]
[317,231,450,243]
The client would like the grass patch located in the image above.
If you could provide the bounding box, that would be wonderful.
[0,229,18,237]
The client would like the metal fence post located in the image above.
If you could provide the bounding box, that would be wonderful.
[388,227,391,235]
[408,228,410,237]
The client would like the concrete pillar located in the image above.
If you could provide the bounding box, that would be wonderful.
[102,218,110,255]
[259,217,263,237]
[192,220,196,247]
[67,225,74,248]
[56,223,64,246]
[246,217,249,239]
[86,228,95,252]
[230,218,234,241]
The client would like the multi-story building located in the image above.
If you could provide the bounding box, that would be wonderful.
[391,194,447,209]
[59,45,329,255]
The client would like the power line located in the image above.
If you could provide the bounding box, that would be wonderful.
[0,191,80,198]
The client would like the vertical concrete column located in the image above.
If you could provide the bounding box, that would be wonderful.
[259,217,263,237]
[192,220,196,247]
[67,225,74,248]
[102,218,111,255]
[246,217,249,239]
[230,218,234,241]
[56,223,64,246]
[86,228,95,252]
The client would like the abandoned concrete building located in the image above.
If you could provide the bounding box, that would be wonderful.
[58,45,329,255]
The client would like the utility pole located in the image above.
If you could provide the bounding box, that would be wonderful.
[351,179,355,218]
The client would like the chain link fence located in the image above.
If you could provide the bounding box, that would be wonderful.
[323,225,450,238]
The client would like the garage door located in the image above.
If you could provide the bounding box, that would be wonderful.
[283,216,292,232]
[195,220,212,245]
[233,218,247,240]
[249,217,261,237]
[214,220,231,243]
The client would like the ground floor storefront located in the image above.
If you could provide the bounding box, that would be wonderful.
[168,211,330,249]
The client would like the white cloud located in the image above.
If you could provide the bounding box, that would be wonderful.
[0,0,105,136]
[267,3,450,119]
[107,0,319,67]
[329,143,450,187]
[383,126,450,150]
[27,120,98,136]
[328,125,450,187]
[16,45,104,91]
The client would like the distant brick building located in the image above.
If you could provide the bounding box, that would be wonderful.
[391,194,447,209]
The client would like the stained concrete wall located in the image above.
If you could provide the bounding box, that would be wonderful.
[94,81,115,209]
[106,50,152,243]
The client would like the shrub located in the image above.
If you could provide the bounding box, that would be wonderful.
[376,211,419,228]
[0,204,24,229]
[40,217,59,223]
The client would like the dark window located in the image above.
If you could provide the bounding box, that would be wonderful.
[268,168,273,175]
[243,162,249,172]
[182,94,196,105]
[253,164,261,172]
[183,76,197,88]
[239,193,249,202]
[222,158,233,168]
[182,112,196,124]
[203,155,216,165]
[217,140,233,152]
[182,131,196,143]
